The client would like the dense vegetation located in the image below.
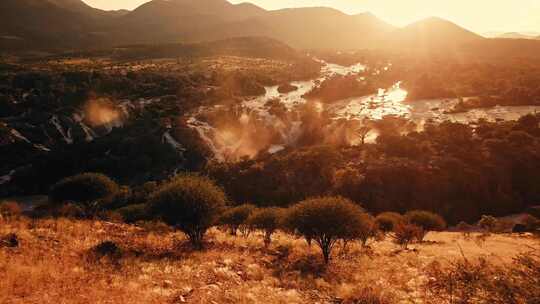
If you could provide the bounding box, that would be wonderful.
[208,114,540,224]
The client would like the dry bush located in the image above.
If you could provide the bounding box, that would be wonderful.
[478,215,498,232]
[56,203,86,219]
[391,223,423,249]
[456,221,475,239]
[116,204,148,223]
[522,214,540,232]
[375,212,405,234]
[0,201,22,218]
[424,252,540,304]
[341,286,396,304]
[0,233,19,248]
[405,210,446,241]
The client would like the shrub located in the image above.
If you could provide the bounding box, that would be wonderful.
[392,223,423,249]
[246,207,285,246]
[147,175,226,249]
[456,221,474,238]
[0,201,22,218]
[341,286,396,304]
[284,196,365,264]
[218,204,256,236]
[132,181,158,203]
[424,253,540,303]
[56,203,86,219]
[93,241,122,258]
[405,210,446,241]
[523,214,540,232]
[478,215,498,232]
[456,221,472,231]
[104,186,133,210]
[49,173,119,213]
[0,233,19,248]
[356,213,380,247]
[375,212,404,233]
[116,204,148,223]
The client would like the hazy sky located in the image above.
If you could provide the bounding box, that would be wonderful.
[82,0,540,33]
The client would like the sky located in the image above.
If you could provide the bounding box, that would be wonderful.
[82,0,540,33]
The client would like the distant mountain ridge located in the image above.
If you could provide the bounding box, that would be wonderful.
[1,0,540,54]
[483,31,540,39]
[385,17,484,50]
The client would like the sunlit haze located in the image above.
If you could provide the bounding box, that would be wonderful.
[83,0,540,32]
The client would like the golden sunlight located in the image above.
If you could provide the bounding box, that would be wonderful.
[84,98,122,127]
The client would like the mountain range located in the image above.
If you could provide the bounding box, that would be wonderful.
[1,0,540,53]
[483,31,540,39]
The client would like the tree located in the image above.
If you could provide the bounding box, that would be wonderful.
[405,210,446,241]
[356,125,372,146]
[49,173,119,214]
[284,196,365,264]
[147,175,226,249]
[356,213,380,247]
[375,212,405,234]
[218,204,256,236]
[246,207,285,247]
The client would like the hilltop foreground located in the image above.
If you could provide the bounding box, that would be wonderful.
[1,216,538,304]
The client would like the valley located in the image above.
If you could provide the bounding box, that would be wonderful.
[1,1,540,304]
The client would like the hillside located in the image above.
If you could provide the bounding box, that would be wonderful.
[110,37,304,61]
[0,0,95,50]
[384,17,484,50]
[0,0,395,51]
[3,0,540,54]
[109,1,395,49]
[497,32,538,39]
[1,214,538,303]
[255,9,395,49]
[46,0,128,17]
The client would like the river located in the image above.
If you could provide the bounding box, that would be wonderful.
[188,61,540,160]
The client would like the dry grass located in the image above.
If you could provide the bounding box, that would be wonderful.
[0,217,538,304]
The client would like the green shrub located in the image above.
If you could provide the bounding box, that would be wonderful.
[246,207,285,246]
[405,210,446,241]
[375,212,405,233]
[218,204,256,236]
[284,196,365,264]
[49,173,119,213]
[147,175,226,249]
[117,204,148,223]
